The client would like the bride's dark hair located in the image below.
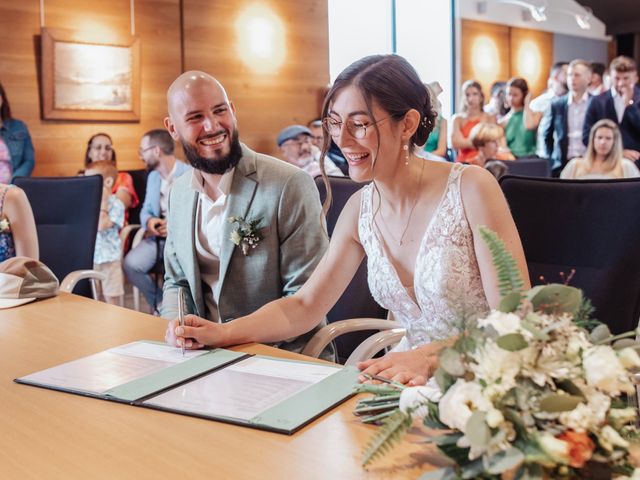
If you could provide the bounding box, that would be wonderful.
[318,54,437,213]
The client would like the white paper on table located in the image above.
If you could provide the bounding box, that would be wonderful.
[144,357,340,421]
[19,341,205,394]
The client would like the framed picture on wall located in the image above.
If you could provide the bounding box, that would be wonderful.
[41,28,140,122]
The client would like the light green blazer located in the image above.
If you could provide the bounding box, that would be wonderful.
[161,144,331,356]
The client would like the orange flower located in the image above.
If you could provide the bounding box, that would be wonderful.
[556,430,595,468]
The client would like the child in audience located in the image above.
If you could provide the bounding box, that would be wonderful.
[85,161,125,304]
[0,183,38,262]
[468,122,514,166]
[561,119,640,179]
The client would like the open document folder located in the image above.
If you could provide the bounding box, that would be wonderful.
[15,341,360,434]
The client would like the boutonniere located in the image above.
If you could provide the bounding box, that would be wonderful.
[0,218,10,233]
[228,215,264,256]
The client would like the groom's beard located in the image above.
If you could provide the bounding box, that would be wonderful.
[181,128,243,175]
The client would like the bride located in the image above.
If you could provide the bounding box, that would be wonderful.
[165,54,529,385]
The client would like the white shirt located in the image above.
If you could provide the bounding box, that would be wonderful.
[566,92,589,160]
[159,162,178,219]
[611,88,627,123]
[191,168,235,322]
[530,88,555,113]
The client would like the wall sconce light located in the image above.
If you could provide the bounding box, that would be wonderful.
[488,0,592,29]
[235,5,286,74]
[574,7,592,30]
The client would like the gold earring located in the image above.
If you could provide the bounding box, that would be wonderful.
[403,143,409,166]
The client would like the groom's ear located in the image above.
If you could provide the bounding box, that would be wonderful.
[164,116,180,141]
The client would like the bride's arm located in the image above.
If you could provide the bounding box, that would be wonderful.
[167,192,366,349]
[460,166,530,308]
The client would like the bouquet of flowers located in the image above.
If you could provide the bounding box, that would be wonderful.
[356,227,640,479]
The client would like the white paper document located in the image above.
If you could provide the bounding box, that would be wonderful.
[19,342,205,394]
[144,357,340,421]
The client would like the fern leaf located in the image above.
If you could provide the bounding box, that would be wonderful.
[361,409,412,466]
[478,226,524,298]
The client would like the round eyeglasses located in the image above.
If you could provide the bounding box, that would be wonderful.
[321,116,390,140]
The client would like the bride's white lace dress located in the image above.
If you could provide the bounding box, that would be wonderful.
[358,162,489,351]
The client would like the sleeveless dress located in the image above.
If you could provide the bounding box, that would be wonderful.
[456,118,482,164]
[358,163,489,351]
[0,184,16,262]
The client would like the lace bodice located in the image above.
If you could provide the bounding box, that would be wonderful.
[358,162,489,350]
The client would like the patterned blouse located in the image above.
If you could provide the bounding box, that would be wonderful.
[0,184,16,262]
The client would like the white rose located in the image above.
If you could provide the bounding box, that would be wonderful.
[477,310,523,336]
[619,348,640,369]
[599,425,630,452]
[438,379,492,433]
[583,346,634,395]
[399,379,442,420]
[538,433,570,464]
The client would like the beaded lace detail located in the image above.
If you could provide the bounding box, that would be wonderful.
[358,163,489,350]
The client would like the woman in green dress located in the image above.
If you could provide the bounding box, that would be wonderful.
[500,77,537,158]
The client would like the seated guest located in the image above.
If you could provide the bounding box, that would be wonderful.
[84,133,139,222]
[468,122,514,166]
[123,130,190,313]
[583,56,640,164]
[0,183,38,262]
[452,80,496,163]
[277,125,343,177]
[501,77,537,158]
[0,82,35,183]
[309,118,349,174]
[561,119,640,179]
[307,118,324,150]
[85,161,125,305]
[422,81,448,159]
[484,81,509,121]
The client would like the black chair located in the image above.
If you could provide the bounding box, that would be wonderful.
[14,176,102,298]
[302,176,392,364]
[500,175,640,334]
[505,157,551,177]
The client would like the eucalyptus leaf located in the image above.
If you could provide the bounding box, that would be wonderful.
[556,380,585,399]
[521,315,550,341]
[434,432,463,446]
[466,411,490,448]
[499,291,522,313]
[530,284,582,315]
[539,394,583,412]
[434,367,455,392]
[590,323,612,343]
[613,338,638,350]
[483,447,525,474]
[496,333,529,351]
[418,467,458,480]
[461,458,485,479]
[440,348,466,377]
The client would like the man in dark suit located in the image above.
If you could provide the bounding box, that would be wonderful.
[543,60,592,176]
[583,56,640,164]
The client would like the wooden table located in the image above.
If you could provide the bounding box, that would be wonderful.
[0,293,444,479]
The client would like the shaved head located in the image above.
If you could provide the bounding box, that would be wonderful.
[164,71,242,175]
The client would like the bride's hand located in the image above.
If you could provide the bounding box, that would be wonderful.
[164,314,223,349]
[357,349,438,386]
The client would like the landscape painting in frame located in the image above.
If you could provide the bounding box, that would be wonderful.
[41,28,140,121]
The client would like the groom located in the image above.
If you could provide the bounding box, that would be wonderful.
[161,71,330,355]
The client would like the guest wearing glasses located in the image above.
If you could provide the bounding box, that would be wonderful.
[561,119,640,179]
[0,82,35,183]
[167,55,528,386]
[84,133,139,222]
[277,124,343,177]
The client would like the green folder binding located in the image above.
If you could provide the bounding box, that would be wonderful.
[15,341,360,434]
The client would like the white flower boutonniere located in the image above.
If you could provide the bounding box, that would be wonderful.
[228,215,264,256]
[0,218,10,233]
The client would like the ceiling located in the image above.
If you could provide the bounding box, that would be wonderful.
[576,0,640,35]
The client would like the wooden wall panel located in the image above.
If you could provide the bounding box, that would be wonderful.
[182,0,329,156]
[460,19,553,101]
[460,19,510,103]
[0,0,182,176]
[0,0,329,175]
[510,26,553,98]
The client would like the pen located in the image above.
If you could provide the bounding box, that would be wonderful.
[178,287,185,357]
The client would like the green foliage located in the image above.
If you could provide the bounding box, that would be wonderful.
[573,297,600,330]
[361,409,413,466]
[496,333,529,351]
[538,394,583,412]
[478,226,525,300]
[528,284,582,316]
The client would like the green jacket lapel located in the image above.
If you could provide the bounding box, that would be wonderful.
[217,145,258,300]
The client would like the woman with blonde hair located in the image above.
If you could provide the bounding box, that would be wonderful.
[451,80,496,163]
[561,119,640,179]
